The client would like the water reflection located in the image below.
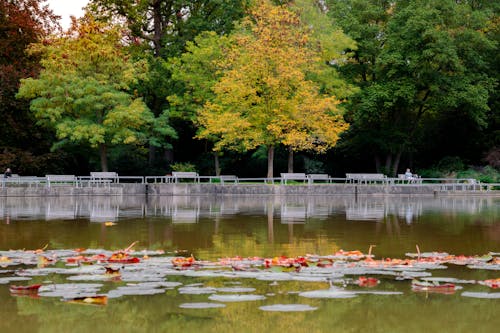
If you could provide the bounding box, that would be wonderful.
[0,195,498,224]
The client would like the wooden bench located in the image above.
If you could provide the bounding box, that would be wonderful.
[46,175,77,187]
[307,174,331,184]
[219,175,238,184]
[346,173,388,184]
[172,171,200,183]
[280,173,308,184]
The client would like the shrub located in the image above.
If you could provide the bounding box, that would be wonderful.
[170,162,197,172]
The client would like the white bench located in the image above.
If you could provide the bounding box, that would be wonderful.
[307,174,331,184]
[397,174,421,184]
[172,171,200,183]
[219,175,238,184]
[280,173,308,184]
[346,173,388,184]
[46,175,77,187]
[90,171,119,186]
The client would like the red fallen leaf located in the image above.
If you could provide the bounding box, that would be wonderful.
[66,255,92,264]
[10,284,42,294]
[335,249,364,256]
[64,295,108,305]
[107,257,140,264]
[479,278,500,289]
[37,255,54,267]
[411,280,457,294]
[172,256,195,267]
[357,276,379,287]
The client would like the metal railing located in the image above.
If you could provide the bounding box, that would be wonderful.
[2,175,500,192]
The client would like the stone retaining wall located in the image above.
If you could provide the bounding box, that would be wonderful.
[0,184,144,197]
[0,183,495,197]
[147,183,466,196]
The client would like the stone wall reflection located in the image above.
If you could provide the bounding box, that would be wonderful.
[0,195,498,224]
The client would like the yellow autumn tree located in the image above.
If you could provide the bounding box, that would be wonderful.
[197,0,349,178]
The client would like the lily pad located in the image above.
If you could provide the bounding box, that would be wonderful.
[208,294,266,302]
[0,276,32,284]
[38,283,103,298]
[107,287,166,298]
[178,286,217,294]
[461,292,500,299]
[354,291,404,295]
[421,277,476,284]
[259,304,318,312]
[299,287,357,299]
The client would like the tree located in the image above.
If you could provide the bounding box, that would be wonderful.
[87,0,248,167]
[196,0,350,178]
[17,17,155,171]
[168,31,234,175]
[328,0,498,175]
[0,0,62,173]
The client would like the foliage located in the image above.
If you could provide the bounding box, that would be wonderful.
[17,17,154,171]
[0,0,63,173]
[303,156,326,174]
[169,162,197,172]
[484,147,500,168]
[196,0,351,177]
[328,0,498,175]
[87,0,248,169]
[456,166,500,183]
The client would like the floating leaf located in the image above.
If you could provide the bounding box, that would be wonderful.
[208,294,266,302]
[259,304,318,312]
[356,276,379,287]
[461,292,500,299]
[478,278,500,289]
[64,295,108,305]
[178,286,217,295]
[0,277,32,284]
[411,280,462,294]
[299,287,357,299]
[9,283,42,295]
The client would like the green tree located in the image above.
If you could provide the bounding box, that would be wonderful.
[87,0,248,168]
[168,31,234,175]
[17,17,154,171]
[197,0,351,178]
[328,0,498,175]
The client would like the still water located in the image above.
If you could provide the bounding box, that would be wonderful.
[0,195,499,333]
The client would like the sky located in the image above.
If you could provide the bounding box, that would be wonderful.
[46,0,89,29]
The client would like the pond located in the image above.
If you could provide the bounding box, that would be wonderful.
[0,195,499,333]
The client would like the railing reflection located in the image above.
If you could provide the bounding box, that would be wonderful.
[0,195,497,223]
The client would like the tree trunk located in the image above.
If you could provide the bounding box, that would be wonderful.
[164,149,174,163]
[214,152,220,176]
[391,150,402,177]
[267,145,274,179]
[384,154,392,175]
[287,147,294,173]
[375,155,381,173]
[99,144,108,172]
[148,145,156,167]
[152,0,162,57]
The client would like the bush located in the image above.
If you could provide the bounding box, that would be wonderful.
[436,156,465,173]
[169,162,197,172]
[303,157,325,174]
